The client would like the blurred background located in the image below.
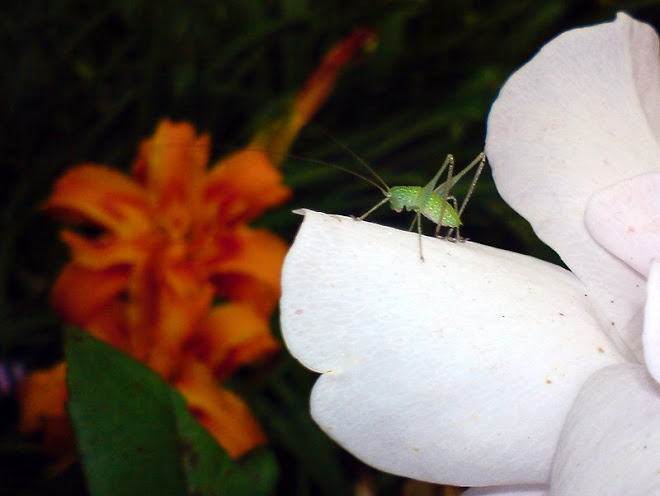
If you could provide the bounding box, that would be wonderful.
[2,1,659,494]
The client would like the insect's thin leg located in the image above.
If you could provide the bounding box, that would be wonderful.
[433,151,484,197]
[445,196,461,241]
[358,197,390,220]
[435,155,454,238]
[455,154,486,221]
[431,154,454,195]
[406,213,425,261]
[416,212,425,262]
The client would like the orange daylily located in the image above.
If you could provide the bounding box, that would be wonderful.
[19,26,377,460]
[47,122,289,372]
[26,120,288,458]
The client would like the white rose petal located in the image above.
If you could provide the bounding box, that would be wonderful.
[486,13,660,358]
[550,363,660,495]
[281,210,624,485]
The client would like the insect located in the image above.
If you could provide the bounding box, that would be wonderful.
[317,144,486,261]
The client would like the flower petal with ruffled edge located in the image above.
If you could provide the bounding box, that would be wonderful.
[18,363,74,455]
[550,364,660,494]
[207,227,289,317]
[184,303,279,380]
[485,13,660,359]
[51,264,131,349]
[280,211,625,486]
[59,230,152,269]
[203,149,291,227]
[44,165,151,237]
[174,360,266,458]
[52,264,129,325]
[18,363,68,434]
[126,252,214,376]
[133,120,211,237]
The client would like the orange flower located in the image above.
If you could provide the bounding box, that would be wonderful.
[25,120,287,457]
[47,121,288,368]
[19,27,378,461]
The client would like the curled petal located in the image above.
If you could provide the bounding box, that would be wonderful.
[18,363,75,457]
[185,303,279,379]
[204,150,290,226]
[44,165,150,237]
[52,264,134,350]
[281,211,625,486]
[60,230,151,269]
[209,228,289,317]
[175,361,266,458]
[18,362,68,434]
[486,13,660,358]
[133,119,210,236]
[585,173,660,277]
[643,259,660,383]
[126,256,214,376]
[52,264,129,326]
[550,363,660,495]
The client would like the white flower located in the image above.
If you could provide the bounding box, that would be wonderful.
[280,13,660,495]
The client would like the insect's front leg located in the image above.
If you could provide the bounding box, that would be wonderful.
[356,197,390,221]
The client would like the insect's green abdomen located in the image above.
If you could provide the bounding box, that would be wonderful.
[389,186,461,227]
[423,194,461,227]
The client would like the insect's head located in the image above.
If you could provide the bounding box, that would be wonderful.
[388,186,414,211]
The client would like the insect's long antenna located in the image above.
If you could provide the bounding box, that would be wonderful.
[322,133,391,193]
[287,154,388,195]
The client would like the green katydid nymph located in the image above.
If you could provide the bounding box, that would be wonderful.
[292,144,486,261]
[324,147,486,261]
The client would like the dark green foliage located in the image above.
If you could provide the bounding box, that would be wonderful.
[3,1,660,494]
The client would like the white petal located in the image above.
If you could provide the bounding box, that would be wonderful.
[464,486,548,496]
[643,259,660,382]
[550,363,660,495]
[585,173,660,277]
[281,211,625,486]
[486,13,659,358]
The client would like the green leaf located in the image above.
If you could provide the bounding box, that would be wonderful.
[65,327,278,496]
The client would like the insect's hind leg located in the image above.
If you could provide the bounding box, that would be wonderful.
[446,153,486,242]
[443,196,463,242]
[434,155,455,239]
[455,154,486,221]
